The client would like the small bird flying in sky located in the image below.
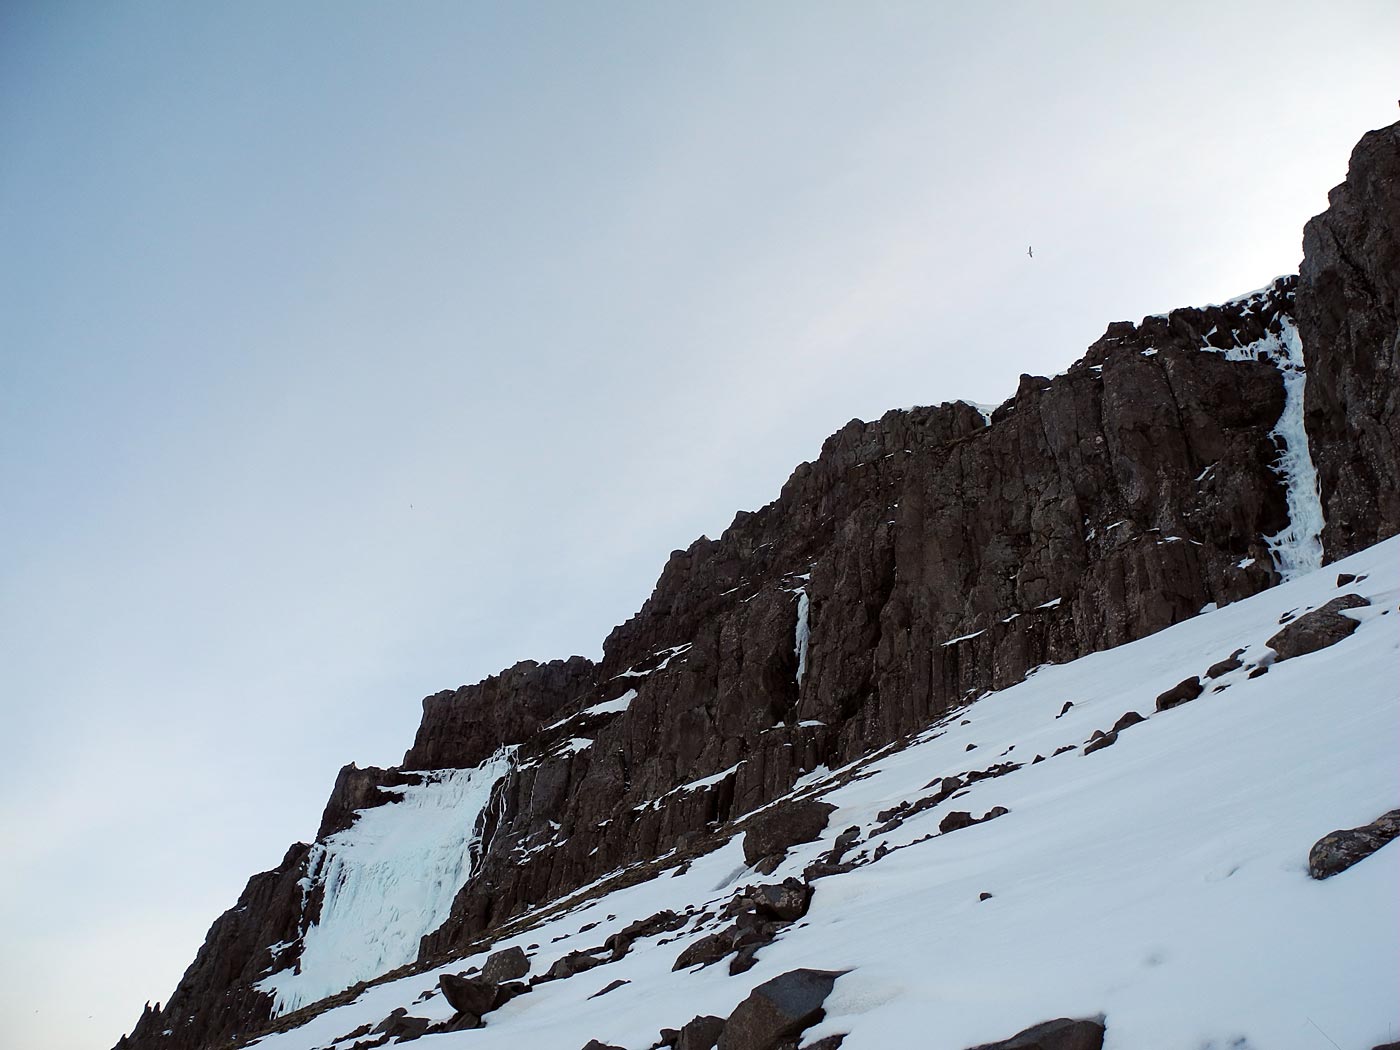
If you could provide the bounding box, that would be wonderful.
[1027,246,1033,259]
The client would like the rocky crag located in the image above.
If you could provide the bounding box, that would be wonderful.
[116,122,1400,1050]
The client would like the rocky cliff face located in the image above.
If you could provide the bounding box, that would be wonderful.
[115,122,1400,1050]
[1297,122,1400,560]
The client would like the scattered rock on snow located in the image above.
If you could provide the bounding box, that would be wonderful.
[372,1008,432,1042]
[673,932,734,971]
[743,799,837,867]
[746,880,814,922]
[606,909,687,959]
[1206,649,1246,678]
[939,807,1009,834]
[1083,732,1118,756]
[716,968,846,1050]
[439,974,506,1017]
[1155,676,1202,711]
[675,1014,726,1050]
[1110,710,1145,733]
[1308,809,1400,879]
[482,945,530,983]
[1266,594,1370,661]
[964,1016,1107,1050]
[546,948,608,980]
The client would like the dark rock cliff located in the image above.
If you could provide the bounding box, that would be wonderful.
[1297,122,1400,559]
[115,122,1400,1050]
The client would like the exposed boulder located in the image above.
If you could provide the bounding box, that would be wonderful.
[748,880,814,922]
[589,979,630,998]
[1266,594,1370,661]
[439,973,506,1017]
[1308,809,1400,879]
[965,1016,1107,1050]
[1205,650,1245,679]
[1110,710,1145,733]
[940,807,1009,834]
[673,933,734,972]
[546,949,608,980]
[371,1009,431,1042]
[676,1015,726,1050]
[482,945,530,983]
[1155,676,1202,712]
[1083,732,1117,756]
[716,969,845,1050]
[607,909,688,959]
[743,800,837,866]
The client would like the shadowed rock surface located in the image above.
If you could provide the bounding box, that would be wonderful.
[1298,122,1400,560]
[715,969,844,1050]
[1308,809,1400,879]
[965,1017,1107,1050]
[1265,593,1370,660]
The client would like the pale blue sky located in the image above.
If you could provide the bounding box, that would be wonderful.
[2,4,1395,1048]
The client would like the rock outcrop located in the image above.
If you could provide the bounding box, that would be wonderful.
[1265,593,1370,660]
[965,1017,1107,1050]
[1298,122,1400,560]
[1308,809,1400,879]
[114,123,1400,1050]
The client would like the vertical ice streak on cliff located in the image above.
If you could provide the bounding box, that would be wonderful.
[794,588,811,685]
[257,747,517,1015]
[1202,302,1324,579]
[1259,319,1324,578]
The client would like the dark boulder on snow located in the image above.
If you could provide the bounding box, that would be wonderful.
[439,973,506,1017]
[372,1008,432,1042]
[1111,710,1145,733]
[1155,676,1202,711]
[939,807,1008,834]
[546,948,608,980]
[673,932,734,971]
[482,945,530,983]
[1206,649,1246,679]
[1308,809,1400,879]
[748,879,814,922]
[1266,594,1370,661]
[743,799,837,866]
[607,909,688,959]
[716,968,845,1050]
[1083,731,1118,756]
[581,1041,625,1050]
[675,1015,726,1050]
[965,1016,1107,1050]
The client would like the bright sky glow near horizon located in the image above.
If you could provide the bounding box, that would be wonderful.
[1,4,1395,1048]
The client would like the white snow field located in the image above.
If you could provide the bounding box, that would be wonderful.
[250,537,1399,1050]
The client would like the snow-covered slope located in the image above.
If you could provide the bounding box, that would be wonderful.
[245,536,1400,1050]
